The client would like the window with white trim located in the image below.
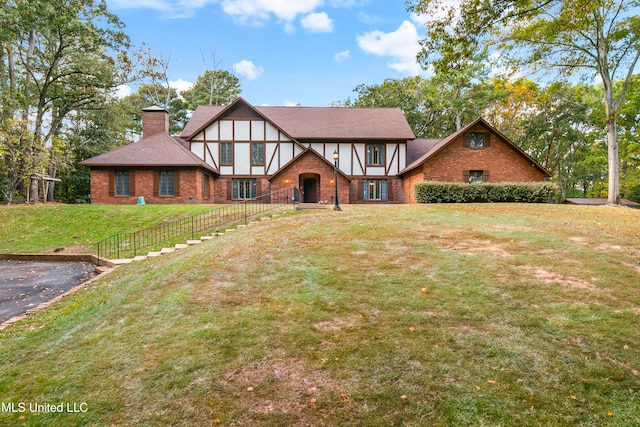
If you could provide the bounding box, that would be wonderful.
[363,179,387,201]
[232,178,256,199]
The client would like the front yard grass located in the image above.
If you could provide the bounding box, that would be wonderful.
[0,203,638,425]
[0,204,226,253]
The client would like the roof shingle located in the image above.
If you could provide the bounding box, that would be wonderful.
[181,100,415,141]
[79,132,217,173]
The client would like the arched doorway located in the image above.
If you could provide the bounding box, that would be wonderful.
[300,173,320,203]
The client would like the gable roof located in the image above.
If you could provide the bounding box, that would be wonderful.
[181,97,416,141]
[407,138,441,164]
[79,132,218,174]
[400,117,552,177]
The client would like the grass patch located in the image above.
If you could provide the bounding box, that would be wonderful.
[0,204,639,425]
[0,204,226,253]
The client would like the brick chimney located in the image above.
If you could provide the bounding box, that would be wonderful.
[141,106,170,138]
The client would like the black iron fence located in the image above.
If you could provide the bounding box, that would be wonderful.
[95,187,300,265]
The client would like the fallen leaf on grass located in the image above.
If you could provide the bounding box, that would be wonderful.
[475,385,481,391]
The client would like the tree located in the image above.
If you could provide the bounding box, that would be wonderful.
[0,0,130,204]
[615,74,640,200]
[516,82,601,198]
[56,98,140,203]
[409,0,640,205]
[123,84,188,135]
[341,77,447,137]
[181,69,241,109]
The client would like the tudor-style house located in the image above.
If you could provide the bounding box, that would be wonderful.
[80,98,551,204]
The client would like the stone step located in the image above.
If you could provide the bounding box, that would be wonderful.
[296,203,329,210]
[186,240,202,245]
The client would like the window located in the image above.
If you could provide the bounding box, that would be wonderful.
[159,170,174,196]
[220,143,233,165]
[232,178,256,199]
[366,144,385,166]
[363,179,387,201]
[467,170,485,183]
[251,143,265,165]
[202,173,210,199]
[465,132,487,148]
[115,171,129,196]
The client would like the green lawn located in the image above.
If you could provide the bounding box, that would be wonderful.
[0,203,639,426]
[0,204,226,253]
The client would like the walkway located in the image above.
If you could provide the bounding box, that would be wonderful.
[0,260,97,322]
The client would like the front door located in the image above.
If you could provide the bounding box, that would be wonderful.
[302,176,319,203]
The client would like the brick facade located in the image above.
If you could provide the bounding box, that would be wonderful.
[141,108,170,138]
[89,168,214,204]
[401,123,549,203]
[269,150,350,205]
[83,104,551,205]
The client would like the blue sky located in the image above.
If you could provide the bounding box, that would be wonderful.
[108,0,430,106]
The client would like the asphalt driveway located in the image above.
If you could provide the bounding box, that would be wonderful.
[0,260,97,322]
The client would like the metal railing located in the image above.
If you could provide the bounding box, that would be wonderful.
[94,187,300,265]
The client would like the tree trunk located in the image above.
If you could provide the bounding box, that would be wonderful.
[605,116,620,205]
[29,176,39,203]
[47,169,56,202]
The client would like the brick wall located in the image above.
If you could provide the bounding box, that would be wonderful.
[89,167,212,204]
[401,168,424,204]
[348,177,404,203]
[422,125,547,182]
[142,109,169,138]
[269,151,350,204]
[401,124,548,203]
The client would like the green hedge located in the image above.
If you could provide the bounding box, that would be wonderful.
[414,182,559,204]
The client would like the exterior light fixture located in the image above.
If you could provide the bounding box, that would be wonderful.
[333,150,341,211]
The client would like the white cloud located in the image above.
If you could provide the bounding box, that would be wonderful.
[233,60,265,80]
[109,0,217,18]
[220,0,323,24]
[114,84,133,99]
[300,12,334,33]
[283,100,301,106]
[334,50,351,62]
[356,20,423,75]
[170,78,194,95]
